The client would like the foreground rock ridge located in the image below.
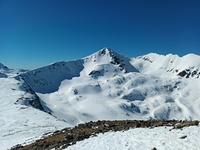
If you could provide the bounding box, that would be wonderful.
[10,120,199,150]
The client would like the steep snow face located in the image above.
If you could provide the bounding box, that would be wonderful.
[20,60,84,93]
[131,53,200,79]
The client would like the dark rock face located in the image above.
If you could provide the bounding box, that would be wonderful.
[10,120,199,150]
[14,77,45,111]
[178,70,187,77]
[88,70,104,78]
[178,69,199,78]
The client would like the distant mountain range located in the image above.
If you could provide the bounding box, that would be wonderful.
[0,48,200,149]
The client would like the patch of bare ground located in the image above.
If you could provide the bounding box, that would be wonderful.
[10,120,199,150]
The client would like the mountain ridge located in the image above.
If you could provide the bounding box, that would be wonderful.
[1,48,199,74]
[19,48,139,93]
[131,52,200,79]
[15,48,200,125]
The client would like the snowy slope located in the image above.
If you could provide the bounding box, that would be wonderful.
[131,53,200,78]
[38,70,200,126]
[66,125,200,150]
[0,70,72,149]
[20,60,84,93]
[18,48,200,126]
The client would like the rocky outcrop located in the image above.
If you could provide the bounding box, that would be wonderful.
[14,76,45,111]
[10,120,199,150]
[178,69,200,78]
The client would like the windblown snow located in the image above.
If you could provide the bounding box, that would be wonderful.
[0,48,200,149]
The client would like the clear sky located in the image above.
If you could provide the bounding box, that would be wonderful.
[0,0,200,69]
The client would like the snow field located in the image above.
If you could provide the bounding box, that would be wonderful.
[66,125,200,150]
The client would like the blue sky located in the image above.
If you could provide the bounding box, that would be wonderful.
[0,0,200,69]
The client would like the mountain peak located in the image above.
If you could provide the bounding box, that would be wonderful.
[0,63,8,70]
[0,63,9,78]
[21,48,139,93]
[90,47,127,60]
[83,48,139,77]
[101,47,112,52]
[95,47,115,57]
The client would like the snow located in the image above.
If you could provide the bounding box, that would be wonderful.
[38,69,200,125]
[0,77,71,149]
[18,48,200,126]
[66,125,200,150]
[21,60,84,93]
[82,48,138,75]
[0,48,200,149]
[131,53,200,78]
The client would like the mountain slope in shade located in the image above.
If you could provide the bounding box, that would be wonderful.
[0,63,9,78]
[0,72,7,78]
[20,60,84,93]
[0,63,8,70]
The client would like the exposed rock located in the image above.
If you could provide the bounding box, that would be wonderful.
[179,135,187,139]
[178,70,187,77]
[10,120,199,150]
[178,69,200,78]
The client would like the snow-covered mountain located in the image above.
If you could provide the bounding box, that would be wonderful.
[20,48,138,93]
[18,48,200,124]
[0,63,8,70]
[0,48,200,149]
[131,53,200,78]
[0,63,9,78]
[0,63,27,78]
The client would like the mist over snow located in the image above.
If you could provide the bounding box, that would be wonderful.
[0,48,200,149]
